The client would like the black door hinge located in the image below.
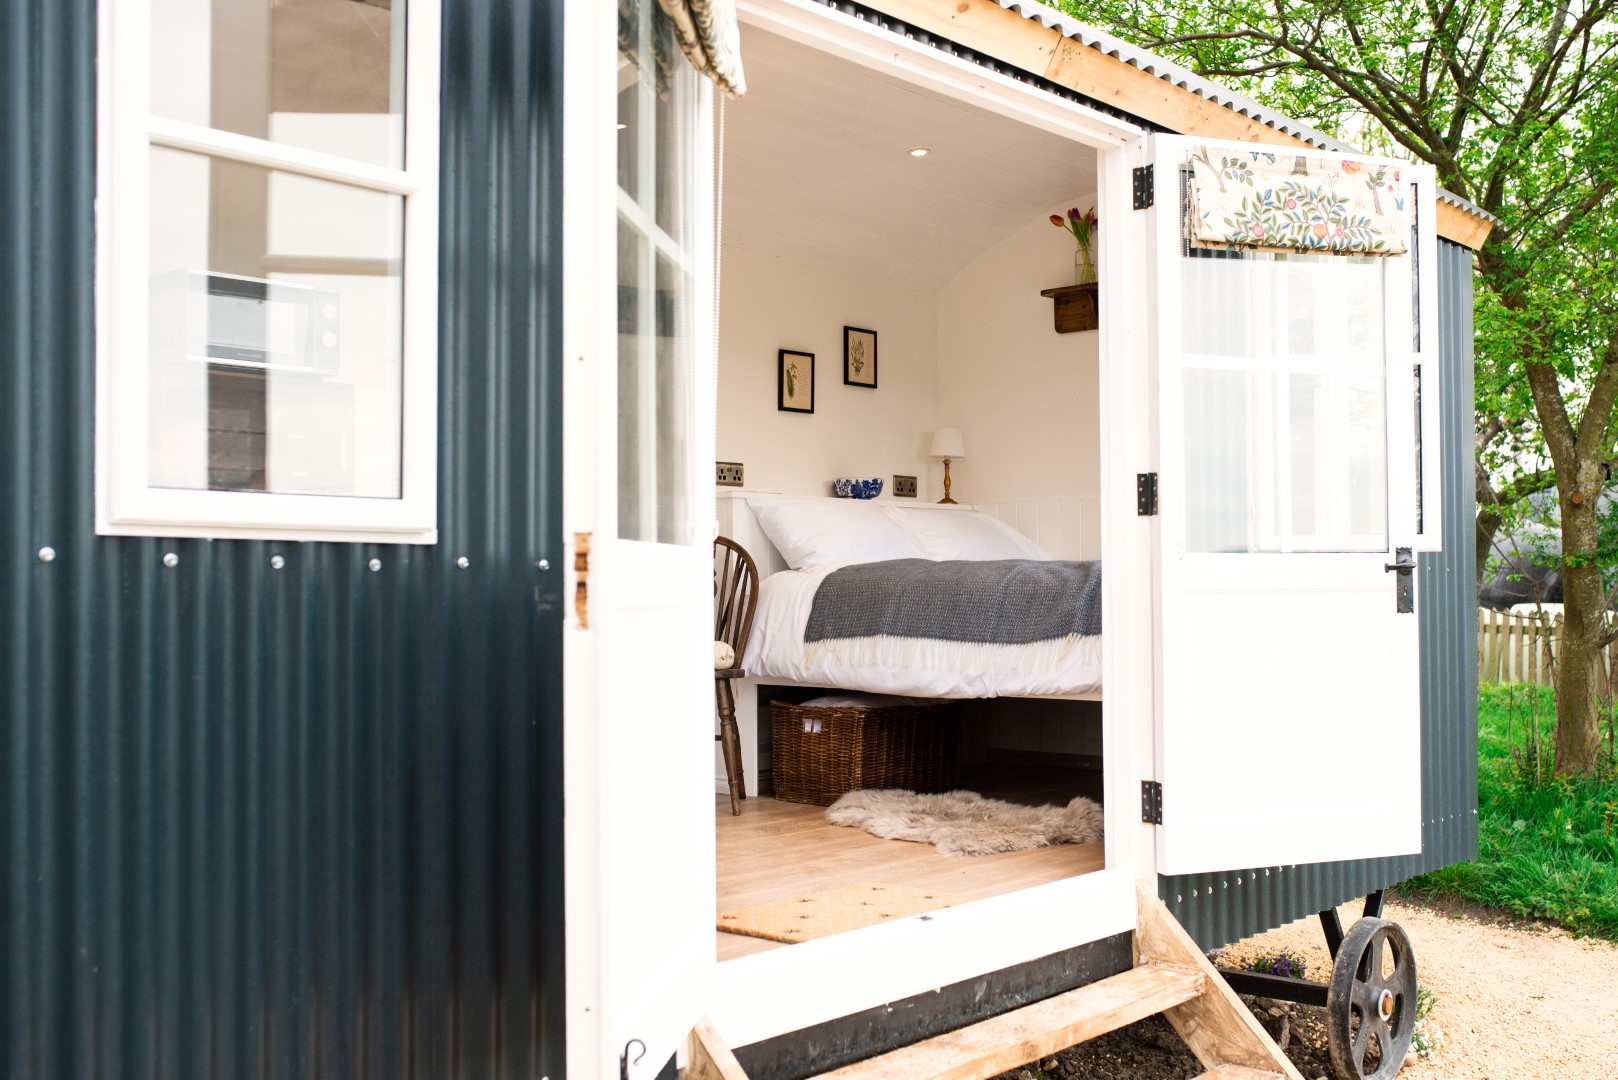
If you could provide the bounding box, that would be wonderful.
[1132,165,1155,209]
[1137,473,1159,516]
[1141,780,1163,825]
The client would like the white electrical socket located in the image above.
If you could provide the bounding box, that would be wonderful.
[716,461,744,487]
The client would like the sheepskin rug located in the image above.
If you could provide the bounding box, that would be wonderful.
[825,789,1105,856]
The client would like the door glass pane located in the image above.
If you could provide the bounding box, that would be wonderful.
[150,0,405,169]
[147,147,404,498]
[1182,248,1388,552]
[616,0,702,546]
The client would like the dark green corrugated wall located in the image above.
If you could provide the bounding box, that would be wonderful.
[0,1,567,1077]
[1161,238,1481,949]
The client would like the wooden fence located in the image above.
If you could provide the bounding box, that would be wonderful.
[1477,607,1618,696]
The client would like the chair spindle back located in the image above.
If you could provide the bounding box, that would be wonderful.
[714,536,759,657]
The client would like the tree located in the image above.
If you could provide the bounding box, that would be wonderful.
[1065,0,1618,776]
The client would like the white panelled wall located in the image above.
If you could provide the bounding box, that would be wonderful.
[717,196,1101,524]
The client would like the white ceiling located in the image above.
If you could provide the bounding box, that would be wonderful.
[723,25,1098,291]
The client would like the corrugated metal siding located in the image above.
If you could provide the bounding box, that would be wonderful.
[0,2,567,1078]
[1160,240,1480,949]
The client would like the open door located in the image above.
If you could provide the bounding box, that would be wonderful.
[1148,135,1437,875]
[563,1,717,1075]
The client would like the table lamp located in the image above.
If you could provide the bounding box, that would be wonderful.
[930,428,966,504]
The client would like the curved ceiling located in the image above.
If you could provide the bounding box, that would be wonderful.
[723,25,1097,291]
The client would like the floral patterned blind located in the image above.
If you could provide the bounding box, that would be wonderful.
[1188,146,1409,256]
[656,0,747,96]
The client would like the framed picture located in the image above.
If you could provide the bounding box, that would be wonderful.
[778,349,814,413]
[843,326,878,388]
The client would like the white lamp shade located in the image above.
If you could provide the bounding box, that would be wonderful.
[930,427,966,458]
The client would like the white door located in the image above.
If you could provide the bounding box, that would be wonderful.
[563,1,717,1076]
[1148,135,1436,875]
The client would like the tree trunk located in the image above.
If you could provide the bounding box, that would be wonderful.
[1554,495,1606,777]
[1476,507,1503,590]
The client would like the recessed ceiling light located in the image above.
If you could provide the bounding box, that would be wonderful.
[908,147,930,157]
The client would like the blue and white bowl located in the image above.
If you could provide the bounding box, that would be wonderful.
[831,477,884,499]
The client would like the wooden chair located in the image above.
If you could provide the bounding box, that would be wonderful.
[714,536,759,816]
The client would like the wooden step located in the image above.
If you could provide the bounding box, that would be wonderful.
[811,962,1205,1080]
[1193,1067,1287,1080]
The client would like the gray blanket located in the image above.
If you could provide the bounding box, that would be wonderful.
[804,559,1102,645]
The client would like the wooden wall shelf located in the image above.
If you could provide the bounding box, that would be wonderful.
[1039,282,1099,334]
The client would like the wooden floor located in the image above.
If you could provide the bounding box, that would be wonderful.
[716,769,1105,961]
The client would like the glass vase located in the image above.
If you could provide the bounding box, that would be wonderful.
[1074,242,1097,285]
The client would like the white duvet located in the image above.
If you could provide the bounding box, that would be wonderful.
[739,566,1103,699]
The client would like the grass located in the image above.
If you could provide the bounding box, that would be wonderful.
[1405,683,1618,939]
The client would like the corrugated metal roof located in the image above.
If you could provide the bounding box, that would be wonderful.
[990,0,1499,226]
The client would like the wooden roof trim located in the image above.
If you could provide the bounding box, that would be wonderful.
[861,0,1494,249]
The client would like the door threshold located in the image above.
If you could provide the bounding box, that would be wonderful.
[708,867,1136,1049]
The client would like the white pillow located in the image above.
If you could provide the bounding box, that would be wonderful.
[748,498,930,569]
[883,507,1053,561]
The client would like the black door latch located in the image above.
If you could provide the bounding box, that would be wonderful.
[1384,547,1415,613]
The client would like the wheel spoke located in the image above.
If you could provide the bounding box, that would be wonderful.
[1353,980,1381,1012]
[1371,1012,1394,1059]
[1351,1009,1373,1066]
[1364,931,1386,982]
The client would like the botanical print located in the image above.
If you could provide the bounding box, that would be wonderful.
[843,326,877,388]
[778,349,814,413]
[1189,146,1409,256]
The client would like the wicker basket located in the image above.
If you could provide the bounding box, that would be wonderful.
[769,697,959,806]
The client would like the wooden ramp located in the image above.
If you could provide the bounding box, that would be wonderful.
[687,880,1303,1080]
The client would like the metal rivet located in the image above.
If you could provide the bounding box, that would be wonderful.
[538,558,550,571]
[163,552,179,568]
[456,556,470,569]
[368,558,382,572]
[269,555,285,570]
[37,546,56,563]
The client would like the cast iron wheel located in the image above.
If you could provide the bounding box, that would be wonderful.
[1326,917,1417,1080]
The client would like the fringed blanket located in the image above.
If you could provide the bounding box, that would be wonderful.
[803,559,1101,673]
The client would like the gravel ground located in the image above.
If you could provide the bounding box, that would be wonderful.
[995,893,1618,1079]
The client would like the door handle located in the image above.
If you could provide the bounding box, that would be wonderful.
[1385,546,1414,613]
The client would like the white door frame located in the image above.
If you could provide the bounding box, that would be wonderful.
[562,2,719,1077]
[688,0,1163,1051]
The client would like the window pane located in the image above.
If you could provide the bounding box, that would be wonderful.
[615,0,701,546]
[1182,250,1388,553]
[151,0,405,169]
[147,147,404,499]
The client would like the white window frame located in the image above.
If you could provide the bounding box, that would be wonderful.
[1410,180,1443,551]
[95,0,442,544]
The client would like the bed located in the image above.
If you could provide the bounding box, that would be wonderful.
[728,495,1104,700]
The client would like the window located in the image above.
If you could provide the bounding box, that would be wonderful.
[1409,182,1444,550]
[1181,248,1394,554]
[97,0,440,543]
[616,0,707,547]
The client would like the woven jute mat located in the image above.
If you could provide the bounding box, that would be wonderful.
[716,882,969,944]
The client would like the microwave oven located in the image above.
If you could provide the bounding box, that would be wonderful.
[151,270,341,376]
